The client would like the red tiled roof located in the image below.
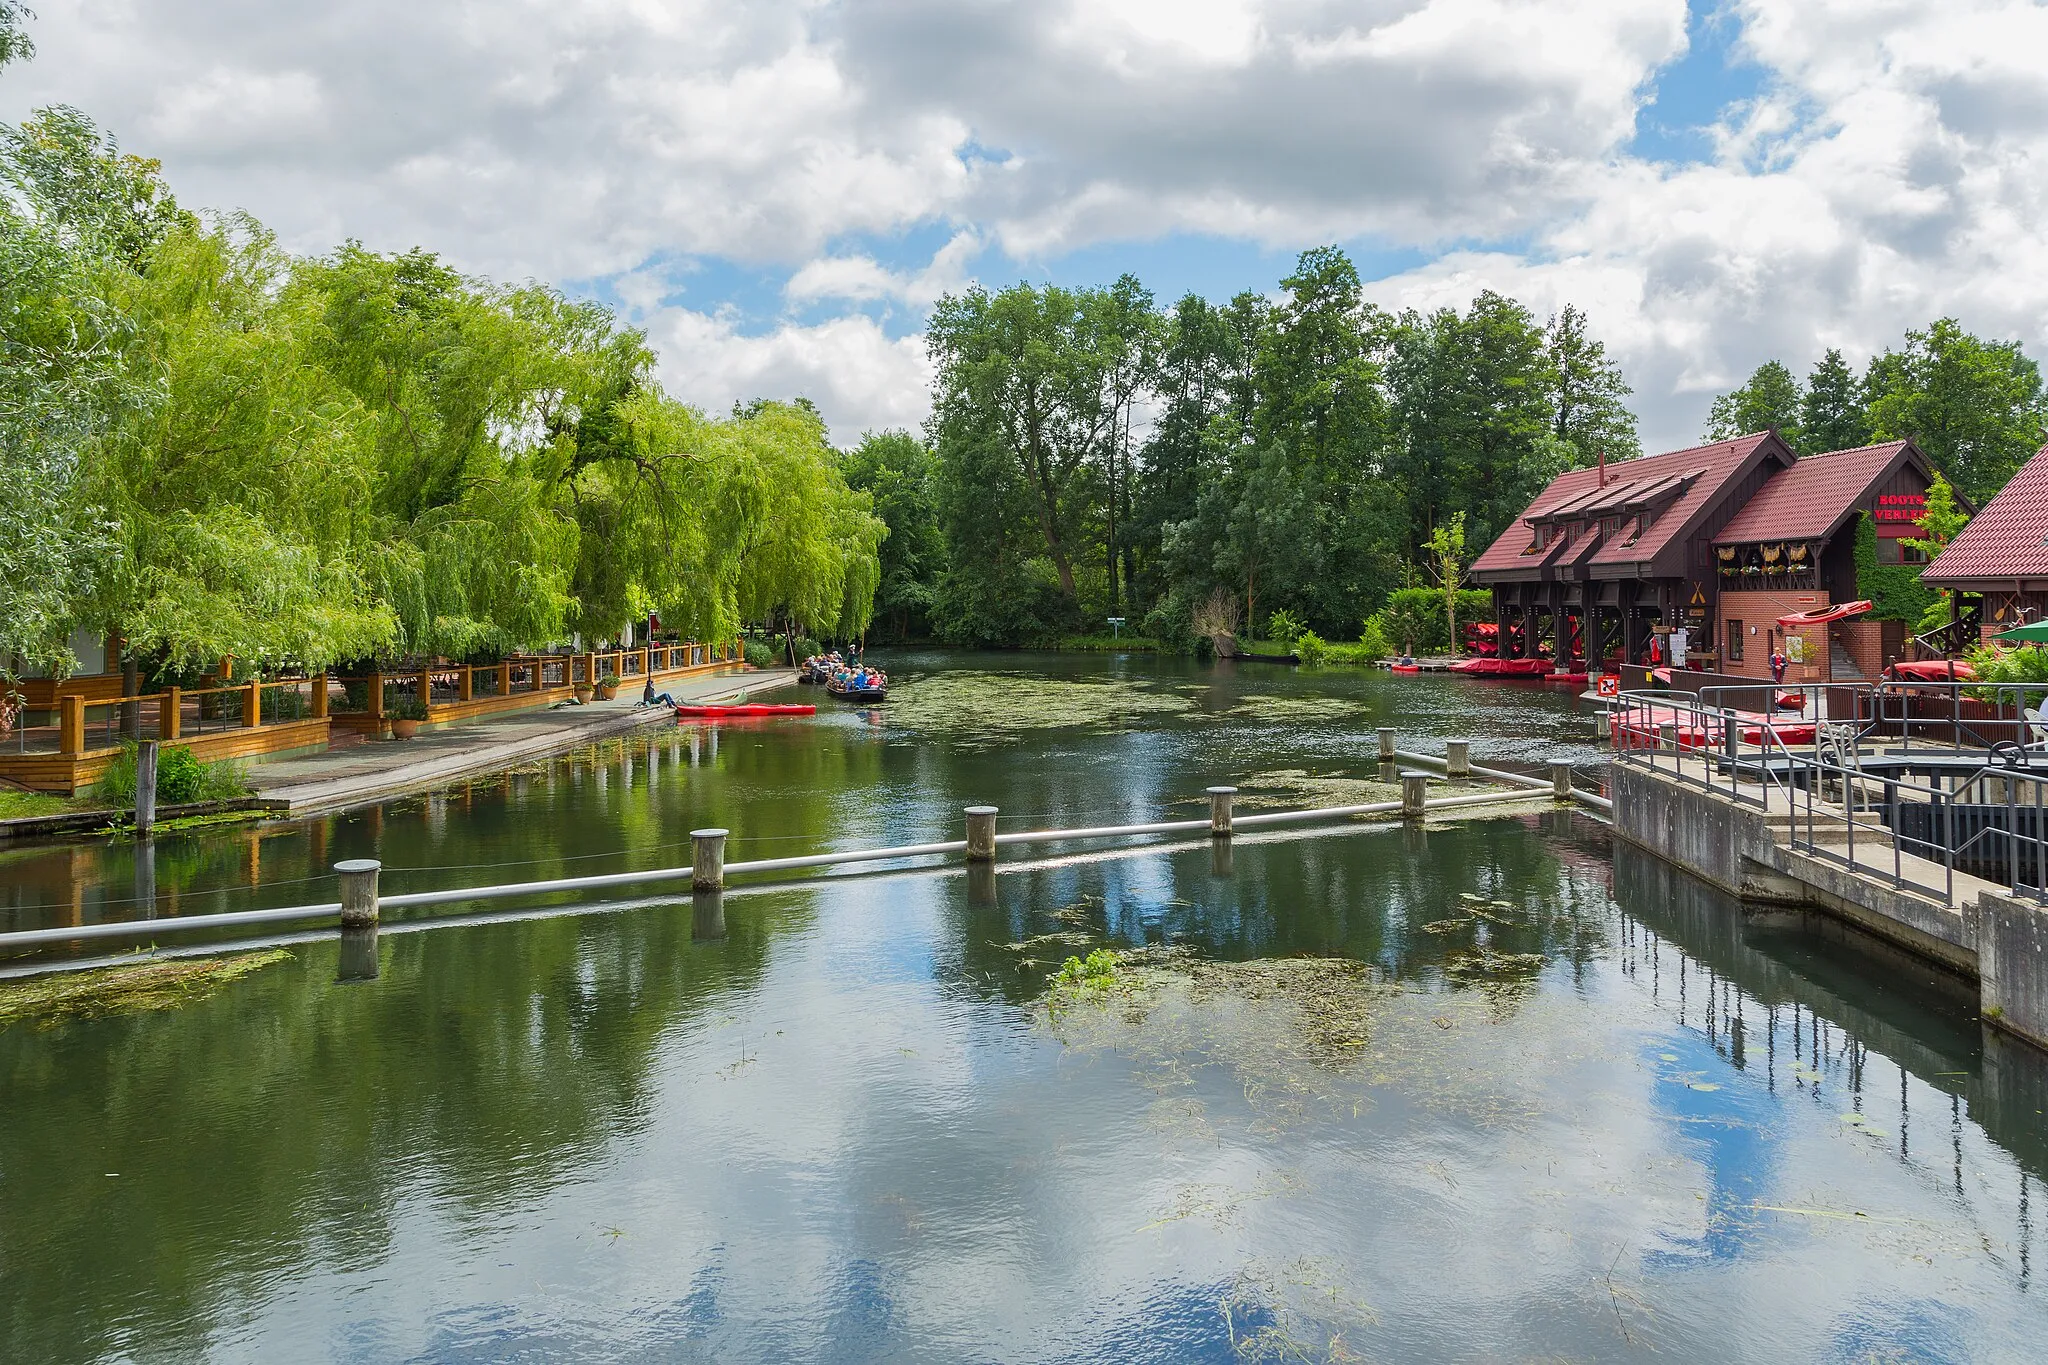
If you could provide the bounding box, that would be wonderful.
[1471,434,1781,576]
[1924,442,2048,584]
[1712,442,1914,544]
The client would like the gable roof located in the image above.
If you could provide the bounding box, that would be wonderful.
[1924,442,2048,586]
[1712,441,1922,545]
[1471,433,1786,578]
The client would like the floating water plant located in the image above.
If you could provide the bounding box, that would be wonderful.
[0,949,292,1029]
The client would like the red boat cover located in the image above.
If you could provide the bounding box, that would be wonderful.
[1887,659,1976,682]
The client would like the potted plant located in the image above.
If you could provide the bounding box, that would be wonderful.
[596,671,621,701]
[387,695,429,739]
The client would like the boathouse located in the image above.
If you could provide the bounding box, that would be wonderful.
[1470,435,1948,680]
[1922,441,2048,643]
[1711,440,1947,680]
[1469,433,1795,674]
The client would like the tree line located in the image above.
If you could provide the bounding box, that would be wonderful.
[845,252,2048,651]
[1,25,882,689]
[846,248,1640,649]
[1706,326,2047,506]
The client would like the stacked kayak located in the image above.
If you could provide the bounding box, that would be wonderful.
[673,702,816,718]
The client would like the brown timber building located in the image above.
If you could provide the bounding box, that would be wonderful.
[1470,435,1948,681]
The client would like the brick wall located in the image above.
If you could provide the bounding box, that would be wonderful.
[1716,588,1832,681]
[1834,619,1885,679]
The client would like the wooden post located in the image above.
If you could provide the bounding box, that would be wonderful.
[1658,721,1677,752]
[369,672,385,721]
[584,652,597,688]
[459,666,473,703]
[60,694,84,756]
[1401,771,1429,820]
[135,740,158,832]
[1447,739,1471,778]
[337,858,381,928]
[498,661,512,697]
[965,805,998,861]
[310,675,328,720]
[692,828,728,890]
[1208,785,1236,837]
[418,668,433,715]
[243,679,262,729]
[1378,727,1396,762]
[640,647,650,679]
[1552,761,1574,802]
[160,687,182,740]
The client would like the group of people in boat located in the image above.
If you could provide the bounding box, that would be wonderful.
[799,650,888,700]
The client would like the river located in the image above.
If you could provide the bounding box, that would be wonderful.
[2,650,2043,1361]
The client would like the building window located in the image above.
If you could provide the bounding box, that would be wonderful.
[1727,620,1744,661]
[1900,541,1928,564]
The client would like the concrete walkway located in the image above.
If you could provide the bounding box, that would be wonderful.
[252,668,797,815]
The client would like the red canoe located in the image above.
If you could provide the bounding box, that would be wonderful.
[672,703,816,717]
[1776,599,1873,628]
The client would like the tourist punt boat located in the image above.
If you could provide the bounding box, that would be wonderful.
[826,680,887,703]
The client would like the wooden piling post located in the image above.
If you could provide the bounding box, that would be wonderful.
[1658,721,1677,752]
[692,828,728,890]
[59,694,83,756]
[1378,727,1396,762]
[1552,762,1574,802]
[1207,786,1236,837]
[1446,740,1471,778]
[965,806,998,861]
[135,740,158,833]
[1401,770,1429,820]
[336,858,381,929]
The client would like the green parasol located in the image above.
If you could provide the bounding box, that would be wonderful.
[1990,620,2048,643]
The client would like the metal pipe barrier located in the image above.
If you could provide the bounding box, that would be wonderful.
[0,776,1568,959]
[1613,679,2048,909]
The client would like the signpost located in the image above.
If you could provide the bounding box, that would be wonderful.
[1107,616,1126,640]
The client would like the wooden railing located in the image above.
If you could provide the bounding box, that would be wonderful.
[0,640,741,759]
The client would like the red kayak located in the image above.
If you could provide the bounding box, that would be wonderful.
[1390,664,1421,675]
[672,703,816,717]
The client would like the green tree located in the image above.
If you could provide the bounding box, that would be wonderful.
[1705,359,1802,448]
[842,430,940,640]
[1799,348,1867,453]
[1425,511,1468,651]
[1864,319,2047,505]
[1543,303,1640,464]
[1386,291,1556,560]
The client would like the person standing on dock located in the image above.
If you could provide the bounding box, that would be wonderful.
[1769,646,1788,686]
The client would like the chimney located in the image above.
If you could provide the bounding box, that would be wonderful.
[1597,449,1606,486]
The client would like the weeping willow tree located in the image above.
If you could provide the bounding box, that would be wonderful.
[6,94,886,678]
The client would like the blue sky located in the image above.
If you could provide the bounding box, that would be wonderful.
[8,0,2045,449]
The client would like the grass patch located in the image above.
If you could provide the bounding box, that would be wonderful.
[0,949,292,1029]
[0,790,107,821]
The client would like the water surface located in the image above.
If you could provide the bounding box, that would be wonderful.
[2,652,2042,1361]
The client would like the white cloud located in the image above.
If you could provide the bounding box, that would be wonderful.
[645,308,933,443]
[4,0,2045,452]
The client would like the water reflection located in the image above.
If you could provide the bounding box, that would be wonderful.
[3,654,2046,1361]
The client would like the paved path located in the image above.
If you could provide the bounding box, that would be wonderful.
[252,668,797,815]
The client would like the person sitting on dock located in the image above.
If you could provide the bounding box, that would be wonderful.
[641,675,678,709]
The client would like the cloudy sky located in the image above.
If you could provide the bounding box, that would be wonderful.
[6,0,2045,451]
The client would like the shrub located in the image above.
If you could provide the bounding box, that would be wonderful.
[1265,609,1305,649]
[1294,630,1329,667]
[1359,616,1394,660]
[793,635,822,660]
[94,742,250,807]
[1965,643,2048,706]
[386,695,430,722]
[743,640,775,669]
[1142,593,1198,655]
